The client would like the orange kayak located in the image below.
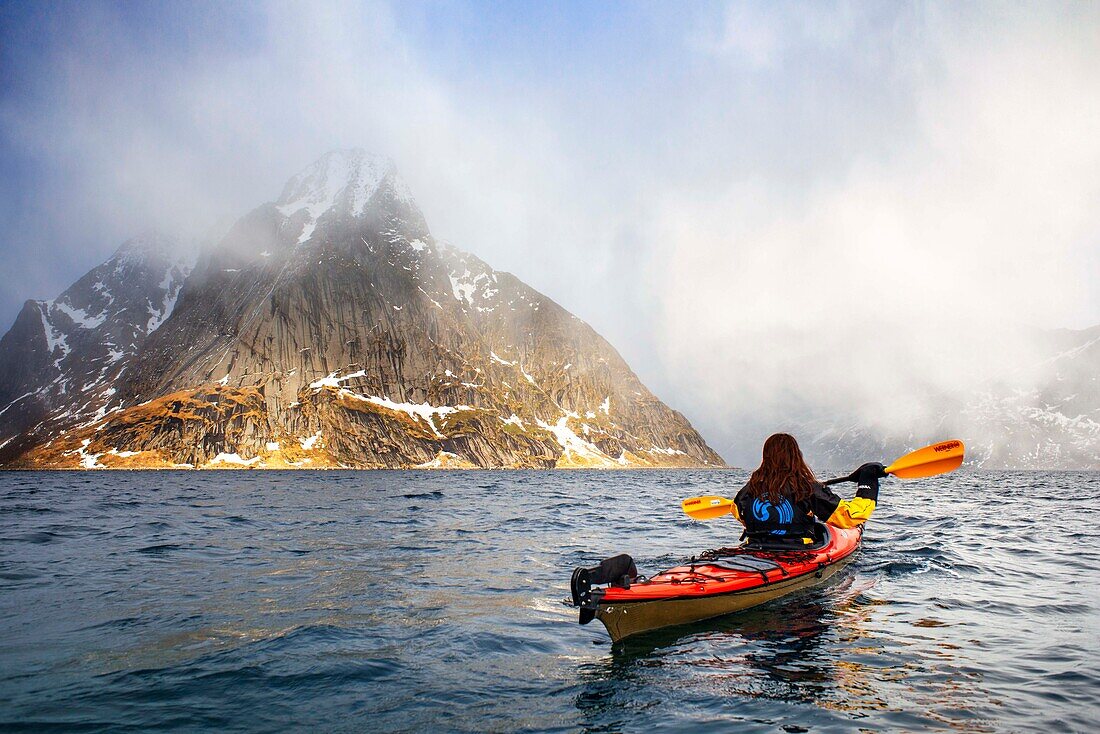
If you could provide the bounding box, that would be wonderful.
[574,525,862,642]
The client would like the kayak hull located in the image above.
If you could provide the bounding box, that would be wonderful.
[584,525,862,643]
[595,549,857,642]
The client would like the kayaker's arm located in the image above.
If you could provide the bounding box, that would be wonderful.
[812,463,884,529]
[729,484,746,524]
[824,497,875,529]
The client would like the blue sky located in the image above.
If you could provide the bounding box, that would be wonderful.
[2,1,1098,463]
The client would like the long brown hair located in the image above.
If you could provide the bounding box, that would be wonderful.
[743,433,817,503]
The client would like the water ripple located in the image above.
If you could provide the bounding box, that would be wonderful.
[0,469,1097,732]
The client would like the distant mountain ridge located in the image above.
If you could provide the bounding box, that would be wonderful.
[803,324,1100,470]
[0,149,724,469]
[0,234,194,460]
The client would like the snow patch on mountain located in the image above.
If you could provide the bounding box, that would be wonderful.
[438,244,504,310]
[146,271,187,334]
[210,452,262,466]
[0,392,34,419]
[37,304,71,362]
[537,415,617,466]
[277,149,403,244]
[309,370,368,389]
[51,301,107,329]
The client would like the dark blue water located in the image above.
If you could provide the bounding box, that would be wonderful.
[1,470,1097,732]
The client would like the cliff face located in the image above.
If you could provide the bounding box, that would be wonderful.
[0,150,724,469]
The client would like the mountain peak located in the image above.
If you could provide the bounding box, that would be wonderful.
[1,149,724,470]
[112,231,182,262]
[276,150,409,241]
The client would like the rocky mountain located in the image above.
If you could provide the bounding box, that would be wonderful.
[804,325,1100,470]
[0,234,193,461]
[0,149,724,469]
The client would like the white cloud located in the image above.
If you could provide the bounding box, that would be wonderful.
[651,3,1100,463]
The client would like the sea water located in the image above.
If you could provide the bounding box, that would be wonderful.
[1,470,1097,732]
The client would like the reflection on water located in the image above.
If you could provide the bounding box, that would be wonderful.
[576,578,871,727]
[1,470,1098,732]
[576,573,1003,732]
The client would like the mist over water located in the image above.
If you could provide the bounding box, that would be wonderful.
[1,470,1097,732]
[1,2,1098,462]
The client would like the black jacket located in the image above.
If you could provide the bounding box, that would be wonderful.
[734,478,879,540]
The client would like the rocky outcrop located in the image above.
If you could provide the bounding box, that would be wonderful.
[1,150,723,469]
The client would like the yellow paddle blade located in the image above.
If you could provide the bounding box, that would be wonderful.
[681,495,734,520]
[884,439,965,479]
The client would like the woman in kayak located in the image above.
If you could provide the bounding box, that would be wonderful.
[733,432,885,545]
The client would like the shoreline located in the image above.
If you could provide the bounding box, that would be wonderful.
[0,464,736,472]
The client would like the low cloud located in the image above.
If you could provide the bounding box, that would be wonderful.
[652,3,1100,463]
